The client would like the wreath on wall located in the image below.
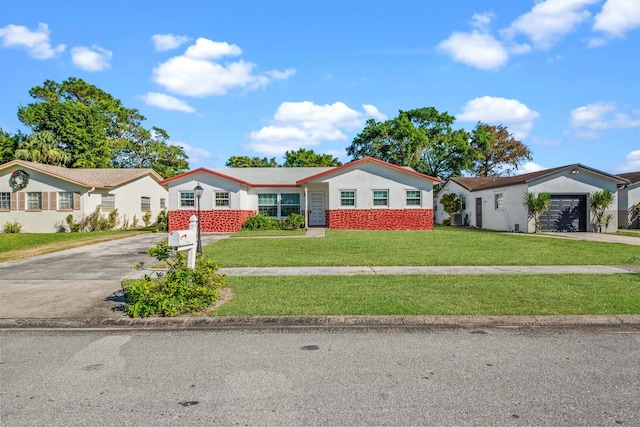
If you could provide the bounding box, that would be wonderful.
[10,169,30,191]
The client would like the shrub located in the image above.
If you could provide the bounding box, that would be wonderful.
[242,214,280,230]
[280,213,305,230]
[123,241,225,318]
[78,206,120,232]
[142,211,152,227]
[155,209,168,232]
[3,221,22,233]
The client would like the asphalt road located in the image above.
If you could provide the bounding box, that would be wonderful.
[1,329,639,426]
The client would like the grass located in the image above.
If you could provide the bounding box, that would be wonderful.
[214,274,640,316]
[230,229,306,238]
[0,230,149,262]
[206,227,640,267]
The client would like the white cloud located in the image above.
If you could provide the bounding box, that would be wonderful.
[152,37,295,97]
[70,45,112,71]
[458,96,540,139]
[593,0,640,37]
[569,102,640,133]
[616,150,640,172]
[151,34,190,51]
[178,141,213,160]
[247,101,375,156]
[0,23,65,59]
[471,12,495,32]
[141,92,195,113]
[362,104,388,121]
[438,31,508,70]
[516,161,546,174]
[502,0,599,50]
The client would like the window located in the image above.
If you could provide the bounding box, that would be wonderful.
[58,192,74,210]
[102,194,115,210]
[406,190,421,206]
[340,190,355,207]
[180,191,195,207]
[258,193,278,217]
[215,191,230,207]
[460,196,466,210]
[281,193,300,216]
[160,198,166,209]
[0,192,10,210]
[27,192,41,210]
[373,190,388,207]
[495,193,503,209]
[141,197,151,211]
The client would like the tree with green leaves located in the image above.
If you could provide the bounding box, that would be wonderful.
[283,148,342,167]
[469,122,533,176]
[590,189,614,233]
[440,193,461,225]
[15,131,71,166]
[225,156,278,167]
[347,107,472,181]
[523,192,551,233]
[16,77,188,177]
[0,128,23,164]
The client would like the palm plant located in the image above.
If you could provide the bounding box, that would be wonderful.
[590,189,614,233]
[15,131,71,166]
[523,192,551,233]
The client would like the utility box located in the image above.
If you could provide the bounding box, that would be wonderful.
[168,230,196,247]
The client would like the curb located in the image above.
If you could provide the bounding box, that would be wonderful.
[2,315,639,331]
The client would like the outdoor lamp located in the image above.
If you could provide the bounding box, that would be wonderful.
[194,183,204,254]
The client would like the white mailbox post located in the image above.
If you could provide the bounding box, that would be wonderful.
[168,216,198,269]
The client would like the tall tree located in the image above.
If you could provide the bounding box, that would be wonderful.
[16,77,189,176]
[15,131,71,166]
[347,107,472,181]
[283,148,342,167]
[469,122,533,176]
[226,156,278,167]
[0,128,23,164]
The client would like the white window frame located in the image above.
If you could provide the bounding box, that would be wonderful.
[27,192,42,210]
[340,190,356,207]
[373,189,389,207]
[215,191,230,207]
[0,192,10,210]
[141,196,151,211]
[406,190,421,206]
[160,198,166,209]
[58,192,74,210]
[180,191,195,208]
[257,193,301,218]
[102,194,115,211]
[495,193,503,210]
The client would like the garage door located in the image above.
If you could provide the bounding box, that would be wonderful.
[539,195,587,232]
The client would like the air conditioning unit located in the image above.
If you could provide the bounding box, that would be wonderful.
[452,213,463,226]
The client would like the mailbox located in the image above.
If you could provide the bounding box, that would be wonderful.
[168,230,196,247]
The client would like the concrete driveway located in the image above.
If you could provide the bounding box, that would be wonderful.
[0,233,229,319]
[538,232,640,245]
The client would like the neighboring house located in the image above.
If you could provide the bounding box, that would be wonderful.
[616,171,640,228]
[0,160,168,232]
[434,164,628,233]
[159,157,442,232]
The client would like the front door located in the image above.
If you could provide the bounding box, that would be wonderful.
[475,197,482,228]
[309,192,326,226]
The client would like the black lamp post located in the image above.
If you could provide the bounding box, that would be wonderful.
[194,183,204,255]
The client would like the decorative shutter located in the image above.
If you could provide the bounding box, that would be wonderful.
[74,192,81,210]
[50,192,57,210]
[18,192,25,210]
[41,192,49,211]
[10,192,16,211]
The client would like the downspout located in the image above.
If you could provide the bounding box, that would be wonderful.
[85,187,96,211]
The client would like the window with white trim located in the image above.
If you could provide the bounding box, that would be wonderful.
[102,194,115,210]
[406,190,421,206]
[460,196,466,210]
[373,190,388,207]
[215,191,230,207]
[160,198,166,209]
[340,190,355,207]
[280,193,300,216]
[257,193,301,217]
[0,192,10,210]
[141,196,151,211]
[180,191,195,207]
[495,193,503,209]
[58,192,74,210]
[258,193,278,217]
[27,192,41,210]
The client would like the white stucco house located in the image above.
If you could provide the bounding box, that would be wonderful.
[434,164,628,233]
[159,157,442,232]
[0,160,168,232]
[617,171,640,228]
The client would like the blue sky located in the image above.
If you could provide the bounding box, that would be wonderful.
[1,0,639,174]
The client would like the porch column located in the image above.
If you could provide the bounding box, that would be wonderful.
[304,184,308,229]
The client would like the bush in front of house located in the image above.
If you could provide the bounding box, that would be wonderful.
[3,221,23,233]
[122,241,225,318]
[242,213,306,231]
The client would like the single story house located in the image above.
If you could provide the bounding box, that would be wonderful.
[159,157,442,232]
[0,160,168,232]
[616,171,640,228]
[434,164,629,233]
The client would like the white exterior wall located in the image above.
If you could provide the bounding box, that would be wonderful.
[434,181,473,225]
[167,172,249,211]
[313,164,434,210]
[472,183,529,232]
[618,183,640,228]
[105,175,167,227]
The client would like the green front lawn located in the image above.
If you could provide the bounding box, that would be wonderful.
[206,227,640,267]
[215,274,640,316]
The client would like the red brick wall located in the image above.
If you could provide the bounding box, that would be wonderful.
[168,210,255,232]
[327,209,434,230]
